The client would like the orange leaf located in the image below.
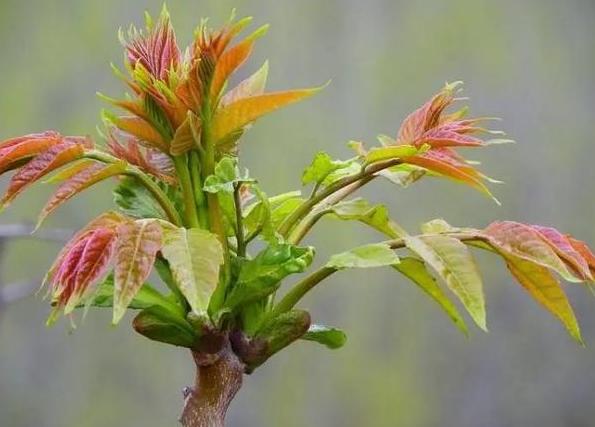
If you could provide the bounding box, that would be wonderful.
[38,161,127,226]
[0,141,86,207]
[170,114,199,155]
[506,257,582,343]
[0,131,63,173]
[109,115,167,152]
[403,149,495,201]
[567,236,595,277]
[112,219,162,324]
[210,38,255,100]
[212,88,322,142]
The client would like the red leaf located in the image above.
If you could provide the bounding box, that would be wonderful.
[0,141,86,207]
[531,225,593,281]
[397,82,460,144]
[484,221,578,282]
[422,124,484,148]
[123,6,180,81]
[44,212,127,289]
[107,134,175,183]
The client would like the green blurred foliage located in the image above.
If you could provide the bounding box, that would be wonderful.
[1,1,594,426]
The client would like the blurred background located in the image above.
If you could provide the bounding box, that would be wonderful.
[1,0,594,426]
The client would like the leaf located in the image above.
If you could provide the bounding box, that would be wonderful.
[484,221,579,282]
[327,243,399,270]
[211,37,255,100]
[302,152,356,186]
[221,60,269,106]
[506,257,582,343]
[104,113,167,152]
[133,306,197,348]
[89,274,181,314]
[1,141,86,207]
[405,235,486,330]
[364,145,420,164]
[159,225,224,315]
[170,113,199,156]
[203,156,254,193]
[420,218,461,235]
[302,325,347,349]
[326,198,402,238]
[531,225,593,281]
[64,228,118,313]
[37,161,127,227]
[113,219,162,324]
[0,131,63,173]
[44,159,97,184]
[212,87,324,142]
[43,211,127,291]
[244,190,304,240]
[225,244,315,310]
[393,257,468,334]
[403,149,497,203]
[113,176,166,220]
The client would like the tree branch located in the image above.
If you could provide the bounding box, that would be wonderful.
[277,159,401,238]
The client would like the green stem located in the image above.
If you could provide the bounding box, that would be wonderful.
[277,158,402,238]
[272,232,485,315]
[270,267,337,318]
[288,177,374,245]
[233,183,246,257]
[174,155,200,229]
[189,151,209,229]
[84,150,182,227]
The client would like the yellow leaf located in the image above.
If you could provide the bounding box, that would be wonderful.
[507,257,582,343]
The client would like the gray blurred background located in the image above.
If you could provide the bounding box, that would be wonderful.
[1,1,595,426]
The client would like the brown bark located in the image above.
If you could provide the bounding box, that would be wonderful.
[179,343,244,427]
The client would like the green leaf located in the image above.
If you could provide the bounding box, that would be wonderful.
[405,235,486,331]
[113,176,166,219]
[302,325,347,349]
[225,243,315,311]
[88,274,181,315]
[160,225,224,316]
[393,257,468,334]
[379,164,426,188]
[420,218,461,234]
[203,156,254,194]
[132,306,197,348]
[302,152,357,186]
[364,145,419,164]
[327,198,402,238]
[244,190,303,236]
[327,243,399,270]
